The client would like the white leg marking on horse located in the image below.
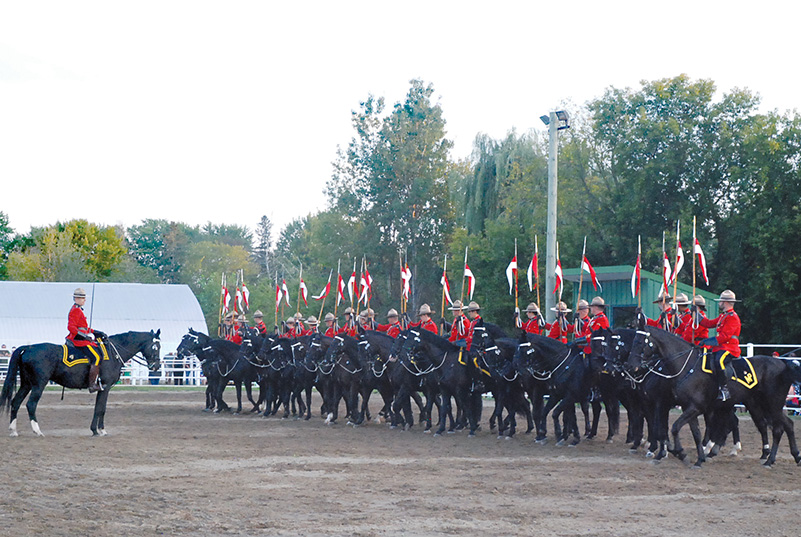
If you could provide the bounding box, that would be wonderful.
[31,420,44,437]
[764,443,770,450]
[325,413,333,424]
[729,441,742,456]
[99,428,108,437]
[9,419,18,437]
[703,441,715,455]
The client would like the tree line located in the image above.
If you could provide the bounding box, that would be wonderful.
[2,75,800,343]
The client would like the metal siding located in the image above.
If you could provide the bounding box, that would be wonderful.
[0,282,208,354]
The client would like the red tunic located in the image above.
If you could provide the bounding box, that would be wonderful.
[449,316,469,342]
[67,304,96,347]
[377,322,402,338]
[699,310,741,357]
[465,315,482,350]
[680,312,709,345]
[548,319,569,344]
[300,328,317,336]
[324,326,337,338]
[409,318,438,335]
[336,324,359,338]
[522,318,543,335]
[582,312,610,354]
[646,311,676,331]
[255,321,267,336]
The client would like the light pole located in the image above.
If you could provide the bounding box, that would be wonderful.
[540,110,570,321]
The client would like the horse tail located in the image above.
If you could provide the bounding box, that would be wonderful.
[0,346,25,413]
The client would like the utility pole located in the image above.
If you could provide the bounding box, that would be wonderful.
[542,110,569,321]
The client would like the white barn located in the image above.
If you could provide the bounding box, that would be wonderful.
[0,281,208,356]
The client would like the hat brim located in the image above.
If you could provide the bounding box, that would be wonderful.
[550,307,572,313]
[714,298,741,302]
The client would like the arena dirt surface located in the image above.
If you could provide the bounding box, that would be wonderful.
[1,388,799,537]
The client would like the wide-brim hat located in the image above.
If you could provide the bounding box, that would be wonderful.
[576,299,589,311]
[324,313,335,322]
[590,296,606,308]
[253,310,264,318]
[653,294,671,304]
[73,287,86,298]
[343,307,354,315]
[387,309,399,318]
[715,289,741,302]
[466,301,481,312]
[306,316,319,325]
[673,293,690,306]
[551,301,571,313]
[418,303,432,316]
[693,295,706,308]
[224,312,234,320]
[449,300,465,311]
[285,317,296,325]
[525,302,540,313]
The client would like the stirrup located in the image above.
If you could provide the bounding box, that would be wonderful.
[89,379,104,394]
[718,386,730,401]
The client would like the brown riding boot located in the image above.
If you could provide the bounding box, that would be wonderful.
[88,364,102,393]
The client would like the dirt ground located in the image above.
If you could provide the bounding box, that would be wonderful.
[1,388,800,537]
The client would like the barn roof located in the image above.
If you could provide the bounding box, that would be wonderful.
[0,281,207,354]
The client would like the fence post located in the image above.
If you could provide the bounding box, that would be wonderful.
[745,343,754,358]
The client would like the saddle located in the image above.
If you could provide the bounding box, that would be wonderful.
[700,350,758,389]
[62,341,110,368]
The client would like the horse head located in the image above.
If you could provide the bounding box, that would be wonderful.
[144,329,162,371]
[626,327,658,376]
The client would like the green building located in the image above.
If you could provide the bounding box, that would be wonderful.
[561,265,719,328]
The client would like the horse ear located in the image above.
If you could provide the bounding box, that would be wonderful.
[155,329,161,337]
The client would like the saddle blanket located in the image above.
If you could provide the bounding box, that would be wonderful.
[701,351,757,389]
[62,342,110,368]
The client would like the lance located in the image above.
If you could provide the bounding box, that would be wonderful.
[319,268,333,321]
[514,238,521,328]
[637,235,642,310]
[440,254,447,336]
[348,257,357,330]
[460,246,468,305]
[671,220,681,310]
[535,235,541,311]
[575,236,587,336]
[692,216,699,334]
[334,258,342,330]
[296,262,303,316]
[217,272,225,337]
[274,272,280,334]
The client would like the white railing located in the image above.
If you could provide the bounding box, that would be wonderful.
[120,355,206,386]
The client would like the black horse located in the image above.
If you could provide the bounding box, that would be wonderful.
[627,324,801,467]
[1,330,161,436]
[513,333,590,446]
[319,334,363,425]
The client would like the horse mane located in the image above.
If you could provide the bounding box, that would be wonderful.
[646,326,694,353]
[413,327,457,352]
[526,333,567,354]
[482,322,508,340]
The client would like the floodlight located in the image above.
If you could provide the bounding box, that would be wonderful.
[540,115,550,125]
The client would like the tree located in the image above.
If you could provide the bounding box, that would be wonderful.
[253,215,273,274]
[0,211,15,279]
[127,220,201,283]
[6,220,126,281]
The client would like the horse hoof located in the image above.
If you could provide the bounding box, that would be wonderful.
[497,435,504,440]
[651,459,661,466]
[468,433,476,438]
[446,431,456,435]
[555,439,566,447]
[535,438,547,445]
[692,464,703,470]
[389,425,397,429]
[763,461,774,468]
[606,438,614,444]
[9,431,18,437]
[505,436,512,441]
[433,433,441,437]
[423,429,431,434]
[629,448,638,454]
[645,451,655,458]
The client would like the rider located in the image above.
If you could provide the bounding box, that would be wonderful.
[281,316,297,339]
[221,312,243,344]
[579,297,610,355]
[410,304,438,334]
[293,312,305,337]
[698,289,742,401]
[646,293,678,332]
[323,312,337,337]
[464,301,483,351]
[302,316,319,335]
[377,309,403,338]
[253,310,267,336]
[681,295,709,345]
[520,302,547,335]
[441,300,470,342]
[66,287,108,393]
[548,301,571,344]
[337,307,359,337]
[673,293,692,337]
[573,299,590,340]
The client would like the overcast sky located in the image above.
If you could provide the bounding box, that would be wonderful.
[2,1,799,239]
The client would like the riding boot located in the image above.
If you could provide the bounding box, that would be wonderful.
[88,364,103,393]
[715,366,730,402]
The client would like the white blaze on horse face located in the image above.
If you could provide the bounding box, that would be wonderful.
[31,420,44,437]
[9,418,18,437]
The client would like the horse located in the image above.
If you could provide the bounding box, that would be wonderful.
[513,333,590,446]
[0,330,161,436]
[397,327,484,437]
[386,330,441,431]
[319,334,363,425]
[626,323,801,467]
[470,322,534,438]
[353,330,401,425]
